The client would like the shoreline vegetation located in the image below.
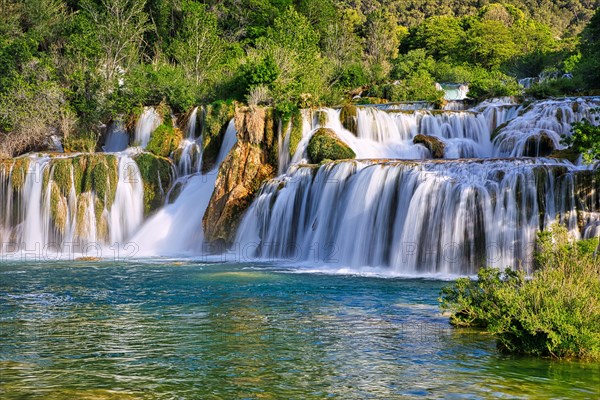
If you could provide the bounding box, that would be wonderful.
[1,1,600,157]
[440,224,600,361]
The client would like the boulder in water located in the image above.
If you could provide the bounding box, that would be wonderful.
[523,131,555,157]
[307,128,355,164]
[413,134,445,159]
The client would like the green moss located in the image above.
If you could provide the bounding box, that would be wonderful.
[289,108,303,157]
[133,152,174,215]
[10,157,30,191]
[49,181,68,234]
[51,158,73,196]
[339,104,358,135]
[263,107,278,168]
[155,102,173,128]
[202,101,236,172]
[307,128,355,164]
[146,124,183,158]
[316,110,328,126]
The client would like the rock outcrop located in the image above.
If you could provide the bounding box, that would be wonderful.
[203,106,278,246]
[413,134,446,159]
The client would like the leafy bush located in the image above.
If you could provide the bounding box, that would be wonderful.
[561,110,600,164]
[440,224,600,360]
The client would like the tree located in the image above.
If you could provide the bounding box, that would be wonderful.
[576,7,600,89]
[170,1,227,86]
[81,0,149,84]
[465,19,517,68]
[363,10,405,81]
[406,16,466,61]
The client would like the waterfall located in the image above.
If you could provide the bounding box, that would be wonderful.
[493,97,600,158]
[132,120,238,256]
[288,107,495,163]
[236,159,594,275]
[175,107,202,176]
[436,83,470,100]
[134,107,162,148]
[103,120,129,152]
[0,154,145,259]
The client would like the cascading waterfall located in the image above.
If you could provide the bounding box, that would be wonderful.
[236,159,596,275]
[134,107,162,148]
[493,97,600,158]
[176,107,202,176]
[289,106,496,164]
[132,120,238,256]
[0,154,145,258]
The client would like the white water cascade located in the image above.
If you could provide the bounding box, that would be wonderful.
[176,107,203,176]
[134,107,162,148]
[0,154,145,258]
[236,159,597,275]
[131,120,238,256]
[236,96,600,275]
[493,97,600,158]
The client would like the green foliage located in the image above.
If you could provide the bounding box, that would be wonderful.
[526,77,583,98]
[307,128,355,164]
[561,111,600,164]
[576,8,600,89]
[0,0,598,149]
[441,224,600,360]
[467,69,521,100]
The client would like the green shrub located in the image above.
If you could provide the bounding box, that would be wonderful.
[440,224,600,360]
[307,128,355,164]
[526,77,583,98]
[561,111,600,164]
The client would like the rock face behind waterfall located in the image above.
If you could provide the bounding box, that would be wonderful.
[203,106,278,245]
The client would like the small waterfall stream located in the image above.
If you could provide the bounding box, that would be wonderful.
[132,120,238,256]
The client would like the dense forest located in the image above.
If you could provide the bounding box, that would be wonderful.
[1,0,599,157]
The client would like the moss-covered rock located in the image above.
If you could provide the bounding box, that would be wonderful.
[413,134,446,159]
[340,104,358,135]
[549,148,581,163]
[316,110,328,126]
[10,157,30,191]
[201,101,236,172]
[133,152,174,215]
[307,128,355,164]
[288,108,303,157]
[49,181,68,234]
[146,124,183,158]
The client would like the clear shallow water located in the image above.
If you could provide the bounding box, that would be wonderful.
[0,261,598,399]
